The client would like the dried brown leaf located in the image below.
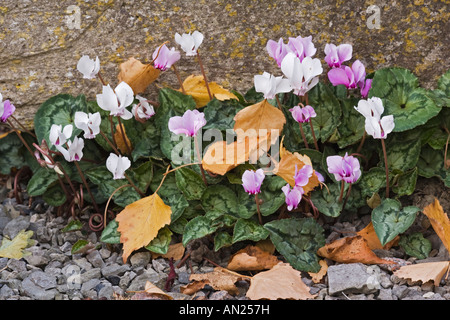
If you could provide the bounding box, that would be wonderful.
[118,57,160,94]
[227,245,279,271]
[393,261,450,286]
[246,263,316,300]
[423,198,450,254]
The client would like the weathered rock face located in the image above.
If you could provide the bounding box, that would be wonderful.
[0,0,448,128]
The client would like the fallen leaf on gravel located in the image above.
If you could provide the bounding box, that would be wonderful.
[0,230,34,259]
[116,193,172,263]
[227,245,279,271]
[144,281,173,300]
[393,261,450,286]
[180,280,209,296]
[118,57,160,94]
[308,259,328,283]
[246,262,316,300]
[181,75,238,108]
[151,243,185,260]
[317,235,396,265]
[181,267,249,296]
[357,221,399,250]
[423,198,450,254]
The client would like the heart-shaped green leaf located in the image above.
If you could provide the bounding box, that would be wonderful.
[399,232,431,260]
[175,166,207,200]
[145,226,172,255]
[100,219,121,244]
[34,94,88,149]
[336,97,365,148]
[371,198,420,246]
[232,218,269,243]
[369,67,441,132]
[201,184,239,219]
[392,167,418,197]
[264,217,325,272]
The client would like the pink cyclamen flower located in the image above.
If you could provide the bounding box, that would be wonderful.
[287,35,317,61]
[0,98,16,122]
[327,60,366,89]
[360,79,372,98]
[324,43,353,68]
[289,105,317,123]
[242,169,265,195]
[326,153,361,183]
[152,44,181,71]
[293,164,313,187]
[282,184,304,211]
[266,38,290,67]
[168,109,206,137]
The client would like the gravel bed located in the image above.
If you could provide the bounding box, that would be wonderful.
[1,182,450,301]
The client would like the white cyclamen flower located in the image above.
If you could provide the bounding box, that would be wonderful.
[56,137,84,162]
[132,95,155,121]
[174,31,204,56]
[77,55,100,79]
[355,97,395,139]
[254,72,292,100]
[74,111,101,139]
[281,52,323,96]
[106,153,131,180]
[354,97,384,119]
[96,82,134,120]
[49,124,73,147]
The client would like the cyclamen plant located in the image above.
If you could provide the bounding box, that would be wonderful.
[1,28,448,273]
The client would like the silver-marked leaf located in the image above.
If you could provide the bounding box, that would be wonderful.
[145,226,172,255]
[417,145,448,182]
[336,97,365,148]
[43,183,67,206]
[201,185,239,219]
[214,231,233,251]
[34,94,88,149]
[310,182,344,217]
[358,167,387,197]
[175,166,207,200]
[371,198,420,246]
[437,69,450,107]
[182,216,219,247]
[232,218,269,243]
[203,98,244,130]
[0,132,27,174]
[264,218,325,272]
[399,232,431,260]
[382,138,421,173]
[369,68,441,132]
[100,219,121,244]
[27,167,60,196]
[392,167,418,197]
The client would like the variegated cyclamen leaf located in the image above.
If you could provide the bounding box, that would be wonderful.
[399,233,431,260]
[264,218,325,272]
[145,226,172,255]
[175,166,207,200]
[381,138,421,173]
[232,218,269,243]
[392,167,418,197]
[201,185,239,219]
[358,167,388,197]
[437,69,450,107]
[182,216,219,247]
[34,94,88,149]
[369,68,441,132]
[371,198,420,246]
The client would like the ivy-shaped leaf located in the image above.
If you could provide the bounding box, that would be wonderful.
[175,166,207,200]
[100,219,121,244]
[201,184,239,219]
[369,67,441,132]
[371,198,420,246]
[264,218,325,272]
[232,218,269,243]
[392,167,418,197]
[34,94,88,149]
[399,232,431,260]
[182,216,220,247]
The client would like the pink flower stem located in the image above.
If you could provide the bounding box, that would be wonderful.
[194,136,208,186]
[10,115,36,138]
[298,123,309,149]
[309,120,319,151]
[255,193,263,225]
[381,138,390,198]
[196,50,212,100]
[6,119,35,159]
[356,131,366,154]
[342,183,352,212]
[338,180,345,203]
[172,65,186,94]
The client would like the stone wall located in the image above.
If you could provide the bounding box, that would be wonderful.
[0,0,448,128]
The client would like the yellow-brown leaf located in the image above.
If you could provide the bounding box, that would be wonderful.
[116,193,171,263]
[181,75,238,108]
[118,57,160,94]
[393,261,450,286]
[423,198,450,254]
[114,123,132,155]
[356,221,399,250]
[227,245,280,271]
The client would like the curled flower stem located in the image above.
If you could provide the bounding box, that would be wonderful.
[103,183,130,228]
[194,136,208,186]
[172,65,186,94]
[298,123,309,149]
[380,138,390,198]
[117,117,131,155]
[255,193,263,225]
[74,161,100,214]
[196,50,212,100]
